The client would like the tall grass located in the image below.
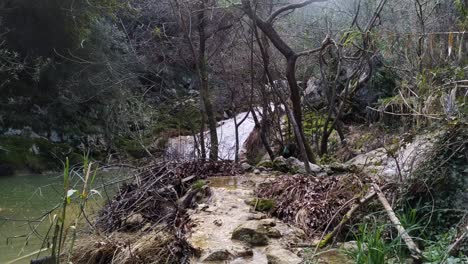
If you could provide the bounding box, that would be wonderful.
[30,155,99,264]
[346,223,392,264]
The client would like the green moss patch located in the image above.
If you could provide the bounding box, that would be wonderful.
[247,198,276,212]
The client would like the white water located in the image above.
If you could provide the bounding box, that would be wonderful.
[166,111,257,161]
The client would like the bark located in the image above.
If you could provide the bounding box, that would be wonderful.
[248,18,275,161]
[373,184,423,261]
[282,100,311,173]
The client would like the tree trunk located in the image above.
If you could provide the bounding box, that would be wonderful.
[197,0,218,161]
[286,56,316,163]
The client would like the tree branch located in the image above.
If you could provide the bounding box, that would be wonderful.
[267,0,328,24]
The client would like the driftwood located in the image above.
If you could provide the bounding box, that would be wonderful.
[373,184,423,261]
[318,188,378,248]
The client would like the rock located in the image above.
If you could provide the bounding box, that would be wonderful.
[231,221,269,246]
[340,241,358,251]
[0,164,14,177]
[241,162,253,172]
[253,169,261,174]
[259,218,276,227]
[232,246,253,257]
[304,77,326,108]
[213,219,223,226]
[197,203,209,211]
[286,157,322,174]
[265,227,282,238]
[50,130,61,142]
[326,163,358,173]
[273,156,289,172]
[4,128,22,136]
[265,245,302,264]
[29,144,40,155]
[200,249,233,261]
[257,159,273,168]
[124,213,144,230]
[247,213,267,220]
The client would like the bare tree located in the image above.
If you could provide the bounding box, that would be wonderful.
[241,0,330,164]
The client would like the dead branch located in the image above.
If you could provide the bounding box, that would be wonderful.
[373,184,423,261]
[317,187,378,248]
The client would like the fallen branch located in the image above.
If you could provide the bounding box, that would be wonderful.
[443,226,468,262]
[373,184,423,261]
[317,188,378,248]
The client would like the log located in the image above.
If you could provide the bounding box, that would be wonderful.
[372,184,423,261]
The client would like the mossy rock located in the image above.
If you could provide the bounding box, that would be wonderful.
[232,221,269,246]
[272,156,289,173]
[256,160,273,168]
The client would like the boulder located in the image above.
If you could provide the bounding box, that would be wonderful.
[241,162,253,172]
[286,157,322,174]
[272,156,289,172]
[256,159,273,169]
[231,221,269,246]
[265,245,302,264]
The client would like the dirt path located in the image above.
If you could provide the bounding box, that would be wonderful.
[186,174,307,264]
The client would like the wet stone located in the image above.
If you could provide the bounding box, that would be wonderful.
[201,249,233,261]
[265,227,282,238]
[231,221,269,246]
[265,245,302,264]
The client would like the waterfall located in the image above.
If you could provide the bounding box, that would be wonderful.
[165,111,257,161]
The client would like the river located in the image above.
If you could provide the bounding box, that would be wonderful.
[0,170,129,263]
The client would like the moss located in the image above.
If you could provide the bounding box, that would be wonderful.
[256,160,273,168]
[192,180,207,190]
[303,111,328,138]
[247,198,276,212]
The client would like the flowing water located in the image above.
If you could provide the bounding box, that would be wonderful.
[166,111,258,160]
[0,171,128,264]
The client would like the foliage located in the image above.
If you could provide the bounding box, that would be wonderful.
[346,223,390,264]
[423,228,468,263]
[247,198,276,212]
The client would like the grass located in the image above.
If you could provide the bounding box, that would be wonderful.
[345,223,390,264]
[22,154,101,264]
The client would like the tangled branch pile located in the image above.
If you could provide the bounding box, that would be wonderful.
[256,173,378,236]
[71,161,241,264]
[97,160,242,233]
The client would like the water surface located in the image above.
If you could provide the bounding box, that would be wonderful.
[0,170,128,263]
